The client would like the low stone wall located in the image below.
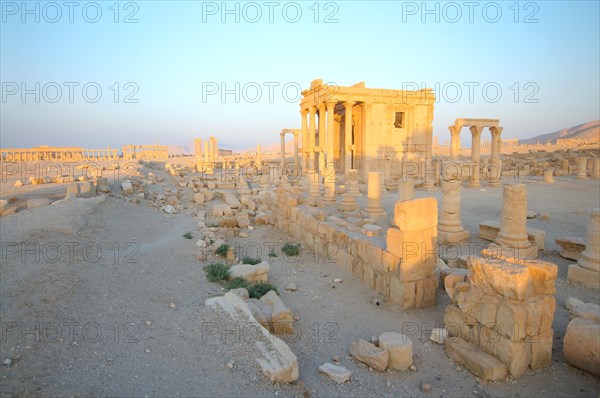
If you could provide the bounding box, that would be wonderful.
[273,187,437,309]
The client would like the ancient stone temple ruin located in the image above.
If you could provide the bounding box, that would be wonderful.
[298,79,435,182]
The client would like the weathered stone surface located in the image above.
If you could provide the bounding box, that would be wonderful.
[429,328,447,344]
[79,181,96,198]
[565,297,600,322]
[445,337,507,381]
[479,327,529,378]
[378,332,413,370]
[318,363,351,383]
[205,292,299,383]
[564,317,600,377]
[260,291,293,335]
[122,181,134,194]
[523,260,557,295]
[567,263,600,289]
[350,340,389,371]
[444,269,469,301]
[479,220,545,250]
[230,262,270,283]
[468,256,531,301]
[555,237,586,260]
[393,197,438,231]
[193,192,205,204]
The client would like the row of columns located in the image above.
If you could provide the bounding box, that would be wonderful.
[449,125,503,187]
[201,136,219,164]
[122,145,175,160]
[1,148,117,161]
[300,100,354,175]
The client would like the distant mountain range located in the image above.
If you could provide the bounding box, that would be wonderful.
[519,120,599,145]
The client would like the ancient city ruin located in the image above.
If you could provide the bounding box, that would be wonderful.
[2,2,599,396]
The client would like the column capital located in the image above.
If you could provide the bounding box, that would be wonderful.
[344,100,354,108]
[325,100,337,109]
[469,125,483,136]
[490,126,503,137]
[300,108,308,116]
[448,125,460,136]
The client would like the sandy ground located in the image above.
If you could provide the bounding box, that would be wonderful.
[1,160,599,397]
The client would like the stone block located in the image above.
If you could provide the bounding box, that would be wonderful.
[393,197,438,231]
[260,291,293,335]
[479,220,545,250]
[567,263,600,289]
[523,260,557,295]
[318,363,351,384]
[378,332,413,370]
[528,329,553,369]
[350,340,389,371]
[479,327,529,378]
[496,300,528,341]
[386,228,437,270]
[445,337,507,381]
[230,262,270,283]
[468,256,531,301]
[564,317,600,376]
[555,237,586,260]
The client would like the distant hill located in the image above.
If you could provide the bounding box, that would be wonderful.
[519,120,599,145]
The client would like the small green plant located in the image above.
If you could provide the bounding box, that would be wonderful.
[215,244,230,257]
[226,277,250,290]
[241,257,262,265]
[268,248,277,258]
[203,262,230,282]
[183,232,193,239]
[281,243,300,256]
[247,282,279,299]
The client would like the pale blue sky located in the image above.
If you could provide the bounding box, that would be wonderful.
[1,0,599,151]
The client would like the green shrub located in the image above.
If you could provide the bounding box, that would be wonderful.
[226,277,250,290]
[268,248,277,258]
[281,243,300,256]
[203,262,230,282]
[215,244,230,257]
[247,282,279,299]
[183,232,193,239]
[241,257,262,265]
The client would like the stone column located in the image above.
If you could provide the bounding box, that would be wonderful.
[494,184,537,257]
[326,100,336,167]
[422,158,436,191]
[293,132,299,168]
[591,158,600,179]
[469,126,482,187]
[438,162,469,244]
[322,167,336,203]
[257,144,262,166]
[308,170,321,207]
[344,101,353,176]
[345,169,360,196]
[397,178,414,201]
[543,169,555,183]
[317,103,326,173]
[365,171,386,217]
[449,125,461,160]
[568,209,600,289]
[576,157,588,179]
[280,132,285,169]
[301,109,308,172]
[488,127,503,186]
[561,159,570,173]
[309,106,316,169]
[204,141,209,164]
